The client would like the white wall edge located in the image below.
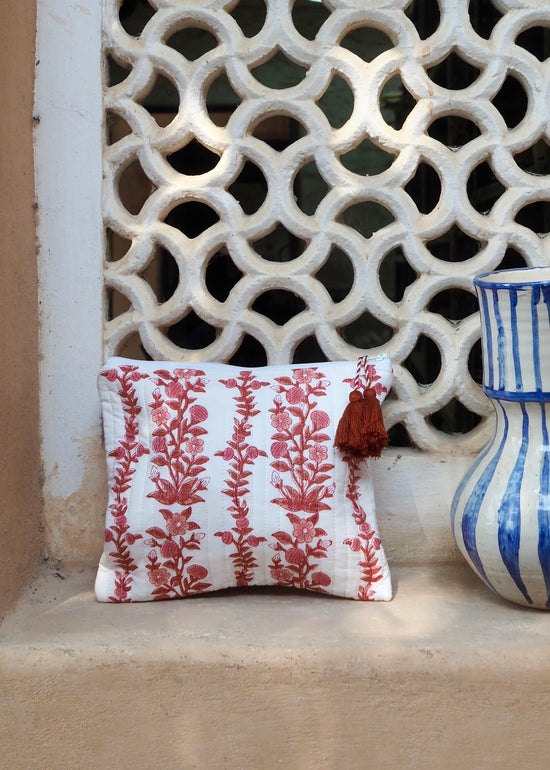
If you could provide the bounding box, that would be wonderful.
[35,1,104,511]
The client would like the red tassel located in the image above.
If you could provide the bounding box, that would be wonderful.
[334,388,388,458]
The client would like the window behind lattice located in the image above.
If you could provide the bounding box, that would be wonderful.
[103,0,550,453]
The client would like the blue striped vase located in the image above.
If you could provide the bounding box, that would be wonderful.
[452,267,550,608]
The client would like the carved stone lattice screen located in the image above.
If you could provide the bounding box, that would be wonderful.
[103,0,550,453]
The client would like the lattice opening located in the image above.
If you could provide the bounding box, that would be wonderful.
[252,115,307,149]
[340,139,394,175]
[340,27,394,62]
[103,0,550,452]
[294,161,330,215]
[292,0,330,41]
[467,161,506,214]
[117,159,154,215]
[430,399,482,436]
[106,228,131,262]
[252,225,305,263]
[468,0,503,39]
[339,311,393,349]
[427,115,481,147]
[426,226,484,263]
[164,202,220,238]
[403,335,441,386]
[106,111,131,145]
[515,25,550,62]
[428,289,478,322]
[427,52,481,90]
[496,247,527,272]
[119,0,155,37]
[405,0,441,39]
[492,75,528,129]
[230,0,266,37]
[229,335,267,367]
[228,161,268,214]
[106,55,131,87]
[379,248,417,303]
[315,248,354,303]
[167,141,220,176]
[142,249,179,304]
[205,251,243,302]
[514,138,550,176]
[107,288,131,319]
[379,75,416,130]
[117,331,149,360]
[515,201,550,235]
[293,336,328,364]
[252,290,307,326]
[167,311,218,350]
[165,27,219,60]
[468,339,482,386]
[317,75,354,129]
[206,73,241,119]
[387,422,411,448]
[340,201,395,239]
[140,74,180,121]
[252,52,308,89]
[404,162,441,214]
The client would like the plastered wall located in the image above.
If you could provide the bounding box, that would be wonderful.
[0,1,42,618]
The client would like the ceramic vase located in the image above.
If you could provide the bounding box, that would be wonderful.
[451,267,550,608]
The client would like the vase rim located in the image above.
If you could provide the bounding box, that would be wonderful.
[475,266,550,289]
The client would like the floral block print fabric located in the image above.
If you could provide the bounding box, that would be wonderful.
[95,356,393,602]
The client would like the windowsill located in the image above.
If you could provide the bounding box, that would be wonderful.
[2,562,548,657]
[2,563,549,766]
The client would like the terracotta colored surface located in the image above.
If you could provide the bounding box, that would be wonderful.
[2,564,549,769]
[0,1,42,618]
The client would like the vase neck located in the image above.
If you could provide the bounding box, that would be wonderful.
[477,282,550,397]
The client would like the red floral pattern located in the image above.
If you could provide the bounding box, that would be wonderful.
[143,368,211,599]
[342,355,388,599]
[268,367,334,592]
[96,357,393,602]
[100,365,150,601]
[343,456,385,599]
[214,371,269,585]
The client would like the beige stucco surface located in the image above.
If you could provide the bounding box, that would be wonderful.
[2,563,550,769]
[2,5,550,766]
[0,1,42,618]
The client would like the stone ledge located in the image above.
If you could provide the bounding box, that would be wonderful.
[1,564,549,769]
